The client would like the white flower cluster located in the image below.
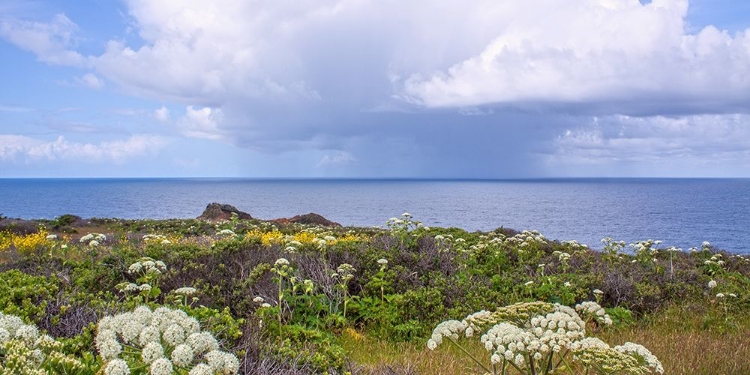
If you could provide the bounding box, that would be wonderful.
[284,239,304,252]
[476,304,585,368]
[275,258,290,267]
[0,313,85,373]
[143,234,172,245]
[704,253,726,268]
[553,250,572,262]
[336,263,356,282]
[386,212,424,232]
[560,240,588,252]
[0,312,31,345]
[575,301,613,326]
[80,233,106,247]
[128,257,168,276]
[312,237,328,249]
[173,287,198,296]
[568,337,610,351]
[427,301,661,374]
[117,282,153,293]
[614,342,664,374]
[427,320,468,350]
[96,306,239,375]
[503,230,548,249]
[429,304,585,363]
[216,229,236,237]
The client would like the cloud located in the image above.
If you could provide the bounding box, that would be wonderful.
[2,1,750,177]
[0,105,33,112]
[0,13,86,66]
[75,73,105,89]
[154,106,170,122]
[400,0,750,113]
[0,134,167,163]
[176,106,225,141]
[546,113,750,175]
[317,151,357,168]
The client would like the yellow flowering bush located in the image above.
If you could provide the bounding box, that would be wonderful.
[11,230,54,257]
[0,232,12,251]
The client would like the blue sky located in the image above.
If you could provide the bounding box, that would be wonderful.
[1,0,749,178]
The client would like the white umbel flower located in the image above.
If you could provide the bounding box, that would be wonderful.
[171,344,195,368]
[149,357,173,375]
[104,359,130,375]
[141,342,164,364]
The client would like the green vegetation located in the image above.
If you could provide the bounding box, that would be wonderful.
[0,213,748,374]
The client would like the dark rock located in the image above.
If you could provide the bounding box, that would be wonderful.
[198,203,253,221]
[272,213,340,227]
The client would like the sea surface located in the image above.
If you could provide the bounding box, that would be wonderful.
[0,178,748,254]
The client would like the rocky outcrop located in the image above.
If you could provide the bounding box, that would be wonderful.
[272,213,340,227]
[198,203,253,221]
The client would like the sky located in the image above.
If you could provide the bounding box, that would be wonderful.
[0,0,749,178]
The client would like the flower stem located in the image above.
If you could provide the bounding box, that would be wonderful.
[446,337,492,374]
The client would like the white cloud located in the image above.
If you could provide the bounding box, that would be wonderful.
[176,106,225,141]
[2,1,750,177]
[0,134,167,163]
[75,73,105,89]
[317,151,357,167]
[0,13,86,66]
[0,105,33,112]
[546,114,750,175]
[400,0,750,111]
[154,106,170,122]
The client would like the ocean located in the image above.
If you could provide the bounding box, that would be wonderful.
[0,178,748,254]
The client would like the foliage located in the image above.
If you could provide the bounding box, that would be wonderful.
[0,215,747,373]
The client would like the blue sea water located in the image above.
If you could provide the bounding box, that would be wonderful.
[0,178,748,254]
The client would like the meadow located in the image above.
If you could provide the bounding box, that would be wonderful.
[0,212,748,374]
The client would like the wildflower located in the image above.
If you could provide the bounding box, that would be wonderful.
[139,326,160,346]
[708,280,717,289]
[729,293,737,298]
[427,339,437,350]
[186,332,219,355]
[593,289,604,295]
[174,287,197,296]
[163,324,186,346]
[576,301,613,326]
[716,293,725,298]
[171,344,195,367]
[217,229,236,236]
[189,364,213,375]
[614,342,664,374]
[253,296,265,303]
[524,281,534,286]
[205,350,240,374]
[104,359,130,375]
[274,258,290,267]
[141,342,164,364]
[377,258,388,265]
[150,357,173,375]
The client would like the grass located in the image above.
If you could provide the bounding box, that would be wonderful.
[342,302,750,374]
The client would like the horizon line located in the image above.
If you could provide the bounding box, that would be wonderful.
[1,176,749,181]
